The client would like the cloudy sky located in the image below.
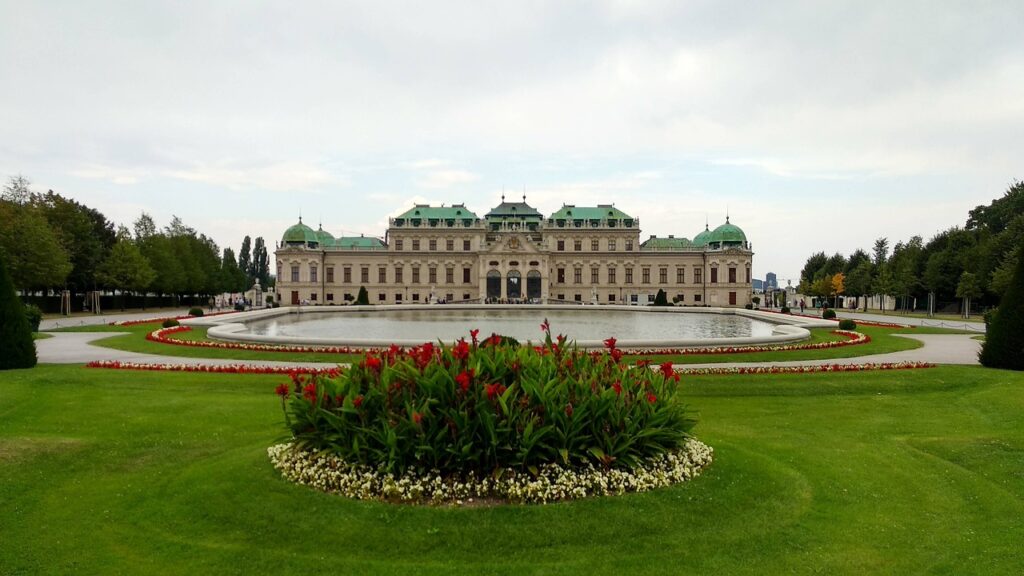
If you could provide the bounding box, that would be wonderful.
[3,1,1022,282]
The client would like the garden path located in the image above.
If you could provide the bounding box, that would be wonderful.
[35,332,981,369]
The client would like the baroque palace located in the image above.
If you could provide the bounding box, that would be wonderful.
[275,198,753,307]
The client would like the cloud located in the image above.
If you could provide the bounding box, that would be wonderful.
[165,160,346,192]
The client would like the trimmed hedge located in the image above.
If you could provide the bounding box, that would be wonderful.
[838,319,857,330]
[981,250,1024,370]
[0,252,36,369]
[188,307,204,317]
[279,326,694,474]
[781,306,791,314]
[24,303,43,332]
[162,318,180,328]
[822,308,837,319]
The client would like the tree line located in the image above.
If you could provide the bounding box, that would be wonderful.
[0,176,274,307]
[798,180,1023,313]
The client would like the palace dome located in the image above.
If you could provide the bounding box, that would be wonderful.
[282,219,319,246]
[692,224,712,247]
[707,217,747,247]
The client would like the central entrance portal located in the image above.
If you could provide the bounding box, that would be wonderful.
[526,270,542,300]
[486,270,501,300]
[506,270,521,299]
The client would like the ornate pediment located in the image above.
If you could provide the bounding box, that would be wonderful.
[485,234,542,255]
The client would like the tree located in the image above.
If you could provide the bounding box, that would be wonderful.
[34,191,111,293]
[355,286,369,305]
[956,272,982,319]
[97,238,156,310]
[220,248,248,293]
[252,237,270,286]
[799,252,828,290]
[845,260,873,311]
[871,265,897,311]
[1,175,32,204]
[831,272,845,308]
[990,248,1019,297]
[980,250,1024,370]
[653,289,669,306]
[0,199,72,292]
[872,237,890,268]
[0,251,37,369]
[239,236,252,284]
[134,212,157,241]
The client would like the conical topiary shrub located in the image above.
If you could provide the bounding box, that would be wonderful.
[980,250,1024,370]
[0,252,37,369]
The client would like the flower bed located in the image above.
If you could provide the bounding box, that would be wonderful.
[85,360,340,376]
[758,309,909,329]
[271,324,707,503]
[268,439,713,504]
[674,361,935,376]
[147,325,871,357]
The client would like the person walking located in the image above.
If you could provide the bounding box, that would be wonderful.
[799,299,805,314]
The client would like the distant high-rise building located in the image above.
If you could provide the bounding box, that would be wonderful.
[765,272,778,290]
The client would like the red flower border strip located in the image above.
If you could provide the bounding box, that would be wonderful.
[86,360,341,376]
[146,325,872,357]
[675,361,935,376]
[116,310,241,327]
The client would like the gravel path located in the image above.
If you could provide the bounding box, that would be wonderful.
[36,332,982,369]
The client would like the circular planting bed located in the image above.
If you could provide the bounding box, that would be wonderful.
[269,323,713,504]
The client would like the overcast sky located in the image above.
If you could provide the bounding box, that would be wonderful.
[3,1,1022,282]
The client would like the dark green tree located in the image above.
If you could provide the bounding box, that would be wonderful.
[252,237,270,286]
[97,236,156,310]
[356,286,369,305]
[980,251,1024,370]
[845,260,873,311]
[872,237,889,269]
[220,248,247,293]
[0,198,72,292]
[239,236,252,284]
[653,288,669,306]
[0,251,36,369]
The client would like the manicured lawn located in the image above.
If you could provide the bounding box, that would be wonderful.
[46,322,970,365]
[31,333,52,340]
[1,364,1022,574]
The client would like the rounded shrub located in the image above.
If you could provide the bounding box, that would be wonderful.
[188,306,204,317]
[981,250,1024,370]
[781,306,791,314]
[278,327,694,476]
[744,303,753,310]
[0,253,36,369]
[23,303,43,332]
[822,308,837,319]
[162,318,180,328]
[838,319,857,330]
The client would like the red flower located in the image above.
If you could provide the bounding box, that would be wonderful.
[646,393,657,404]
[635,360,651,368]
[470,329,480,344]
[660,361,675,378]
[603,337,617,349]
[274,383,290,397]
[564,403,574,417]
[488,334,502,347]
[452,339,470,360]
[456,369,473,392]
[540,319,550,332]
[485,383,506,400]
[365,356,382,371]
[610,348,623,363]
[302,382,317,402]
[412,412,423,425]
[612,381,622,396]
[353,395,364,408]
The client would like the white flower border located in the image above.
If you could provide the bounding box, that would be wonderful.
[268,439,713,505]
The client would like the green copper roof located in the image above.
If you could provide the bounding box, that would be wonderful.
[485,200,543,220]
[548,204,633,221]
[640,236,693,250]
[708,217,747,244]
[394,204,479,220]
[282,219,319,245]
[692,225,712,247]
[335,236,387,250]
[315,227,335,245]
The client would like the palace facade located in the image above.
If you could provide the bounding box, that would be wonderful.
[274,199,754,307]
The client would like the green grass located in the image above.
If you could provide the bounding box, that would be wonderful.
[1,364,1022,574]
[840,308,983,323]
[47,321,970,365]
[31,333,52,341]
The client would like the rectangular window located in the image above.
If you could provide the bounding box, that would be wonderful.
[463,239,471,251]
[557,268,566,283]
[428,267,437,284]
[608,294,616,302]
[574,239,582,251]
[625,268,633,284]
[608,239,616,251]
[608,266,616,283]
[746,266,750,283]
[463,293,470,300]
[659,268,668,284]
[591,239,599,251]
[591,268,599,284]
[711,268,718,284]
[343,267,351,283]
[395,239,403,250]
[395,293,402,302]
[557,294,565,300]
[326,293,334,301]
[557,240,565,251]
[676,267,685,284]
[446,268,454,284]
[642,268,650,284]
[446,239,454,251]
[429,239,437,251]
[694,268,702,284]
[574,268,582,284]
[395,266,403,283]
[326,267,334,283]
[446,293,453,302]
[412,239,420,251]
[625,240,633,251]
[412,293,420,302]
[378,267,387,284]
[729,267,737,283]
[412,266,420,284]
[310,265,318,283]
[463,267,471,283]
[695,294,702,302]
[677,293,684,302]
[291,265,299,282]
[729,292,737,305]
[574,293,582,302]
[361,268,369,284]
[378,293,386,301]
[310,292,317,301]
